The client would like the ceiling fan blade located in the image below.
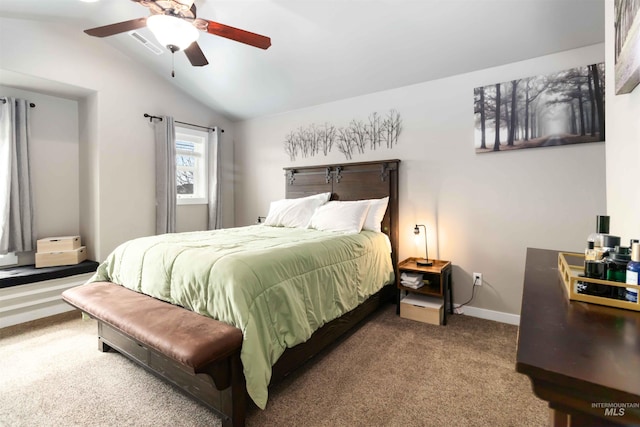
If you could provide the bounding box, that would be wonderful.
[84,17,148,37]
[203,20,271,50]
[184,42,209,67]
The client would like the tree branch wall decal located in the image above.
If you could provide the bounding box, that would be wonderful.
[284,109,402,161]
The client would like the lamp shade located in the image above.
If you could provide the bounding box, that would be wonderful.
[147,14,199,51]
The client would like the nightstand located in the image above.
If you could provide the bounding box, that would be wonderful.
[396,257,453,325]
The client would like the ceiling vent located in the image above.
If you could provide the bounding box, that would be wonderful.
[128,31,163,55]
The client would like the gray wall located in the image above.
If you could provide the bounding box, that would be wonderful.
[605,2,640,241]
[0,17,236,261]
[0,86,80,264]
[235,43,607,321]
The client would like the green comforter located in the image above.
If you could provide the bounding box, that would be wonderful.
[88,225,394,409]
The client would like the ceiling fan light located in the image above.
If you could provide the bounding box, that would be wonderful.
[147,14,199,51]
[174,0,195,10]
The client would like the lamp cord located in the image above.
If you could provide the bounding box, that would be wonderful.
[457,276,480,309]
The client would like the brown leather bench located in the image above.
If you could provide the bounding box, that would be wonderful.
[62,281,245,427]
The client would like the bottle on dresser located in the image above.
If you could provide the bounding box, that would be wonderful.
[585,241,597,260]
[584,215,609,276]
[588,215,610,260]
[625,242,640,303]
[583,215,616,297]
[606,245,630,299]
[588,215,610,245]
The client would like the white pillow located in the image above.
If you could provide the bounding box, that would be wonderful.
[263,192,331,228]
[308,200,371,234]
[362,197,389,232]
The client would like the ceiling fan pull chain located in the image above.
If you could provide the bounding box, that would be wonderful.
[171,51,175,78]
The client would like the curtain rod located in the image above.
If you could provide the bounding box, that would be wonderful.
[143,113,224,133]
[0,98,36,108]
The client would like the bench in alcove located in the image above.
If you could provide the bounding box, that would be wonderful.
[0,260,99,289]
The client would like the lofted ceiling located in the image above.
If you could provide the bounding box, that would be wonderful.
[0,0,604,122]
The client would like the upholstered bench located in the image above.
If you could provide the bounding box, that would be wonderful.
[62,281,245,427]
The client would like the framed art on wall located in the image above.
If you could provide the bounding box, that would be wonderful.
[283,109,402,161]
[474,63,605,154]
[615,0,640,95]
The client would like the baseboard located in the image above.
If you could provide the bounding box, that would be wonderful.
[453,304,520,326]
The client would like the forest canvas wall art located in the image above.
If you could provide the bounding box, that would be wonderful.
[474,63,605,154]
[615,0,640,94]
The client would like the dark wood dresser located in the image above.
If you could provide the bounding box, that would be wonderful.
[516,248,640,426]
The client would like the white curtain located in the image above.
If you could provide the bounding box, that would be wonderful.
[154,116,176,235]
[0,97,35,254]
[207,127,222,230]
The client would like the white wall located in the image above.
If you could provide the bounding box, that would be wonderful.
[0,86,80,263]
[605,2,640,242]
[0,17,236,261]
[235,44,606,317]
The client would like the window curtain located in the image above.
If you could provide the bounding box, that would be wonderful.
[154,116,176,235]
[0,97,35,254]
[207,127,222,230]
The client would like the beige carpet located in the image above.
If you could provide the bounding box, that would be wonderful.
[0,306,547,426]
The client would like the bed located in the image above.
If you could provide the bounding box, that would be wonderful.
[64,159,400,426]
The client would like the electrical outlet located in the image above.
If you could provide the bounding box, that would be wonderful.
[473,272,483,286]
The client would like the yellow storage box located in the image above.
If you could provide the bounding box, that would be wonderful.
[36,236,81,253]
[400,293,443,325]
[35,246,87,268]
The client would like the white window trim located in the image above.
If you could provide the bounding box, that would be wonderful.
[178,197,208,205]
[175,126,209,206]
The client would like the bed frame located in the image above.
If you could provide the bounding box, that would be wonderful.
[274,159,400,381]
[82,159,400,426]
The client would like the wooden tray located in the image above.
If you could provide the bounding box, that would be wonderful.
[558,252,640,311]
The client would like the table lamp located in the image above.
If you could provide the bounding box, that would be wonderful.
[414,224,432,266]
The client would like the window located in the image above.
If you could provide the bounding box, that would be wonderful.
[175,126,208,205]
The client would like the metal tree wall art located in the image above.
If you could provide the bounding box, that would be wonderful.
[474,63,605,154]
[284,109,402,161]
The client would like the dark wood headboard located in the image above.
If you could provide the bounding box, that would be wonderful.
[283,160,400,269]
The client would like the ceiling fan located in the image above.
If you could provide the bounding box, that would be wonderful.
[84,0,271,70]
